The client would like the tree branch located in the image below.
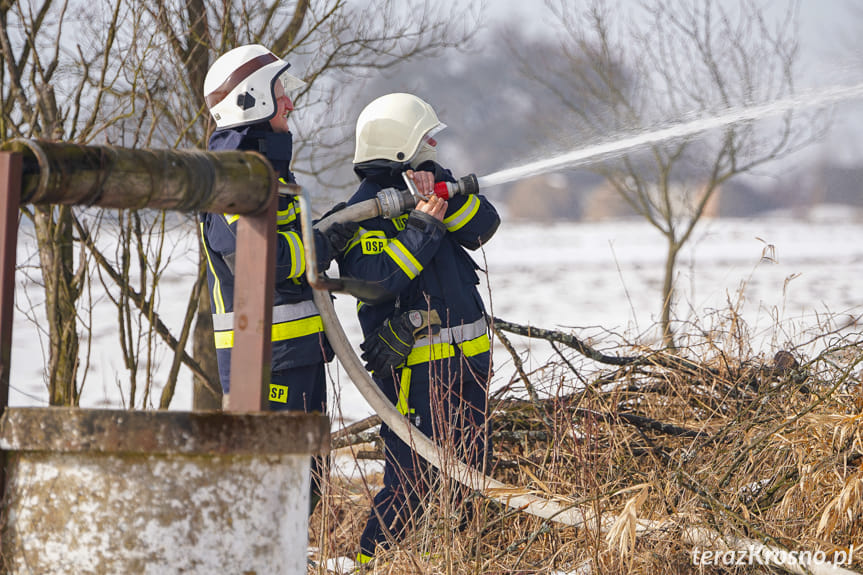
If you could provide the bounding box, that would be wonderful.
[493,317,719,376]
[73,214,221,399]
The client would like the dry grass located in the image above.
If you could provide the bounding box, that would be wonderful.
[309,310,863,574]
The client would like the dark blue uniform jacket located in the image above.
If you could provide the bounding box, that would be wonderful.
[338,160,500,382]
[201,123,334,392]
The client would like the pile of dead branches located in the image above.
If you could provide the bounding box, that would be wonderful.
[313,314,863,574]
[481,316,863,573]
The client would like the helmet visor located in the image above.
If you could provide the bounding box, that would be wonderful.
[423,123,446,146]
[279,70,306,93]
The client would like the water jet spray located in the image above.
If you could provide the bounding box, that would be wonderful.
[476,82,863,189]
[335,82,863,207]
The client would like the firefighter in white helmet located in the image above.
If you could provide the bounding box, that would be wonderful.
[200,44,357,514]
[338,93,500,564]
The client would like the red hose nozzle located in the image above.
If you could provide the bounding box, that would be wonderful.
[433,181,453,200]
[432,173,479,199]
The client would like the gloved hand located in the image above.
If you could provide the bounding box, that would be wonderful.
[320,221,359,253]
[361,309,441,374]
[316,202,360,254]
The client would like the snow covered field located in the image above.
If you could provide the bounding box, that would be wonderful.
[9,206,863,427]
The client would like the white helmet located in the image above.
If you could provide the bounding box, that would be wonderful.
[204,44,306,129]
[353,93,446,165]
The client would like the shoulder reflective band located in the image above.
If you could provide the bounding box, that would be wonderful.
[383,238,422,279]
[205,53,278,108]
[277,201,298,225]
[278,230,305,278]
[443,194,480,232]
[405,317,490,366]
[212,300,323,349]
[227,204,292,226]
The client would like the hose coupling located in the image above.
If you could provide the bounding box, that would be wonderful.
[376,187,416,219]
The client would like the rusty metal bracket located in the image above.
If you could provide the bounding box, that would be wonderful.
[226,184,278,412]
[0,152,22,526]
[0,152,22,413]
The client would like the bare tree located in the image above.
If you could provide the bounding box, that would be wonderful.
[1,0,141,405]
[525,0,817,347]
[2,0,478,408]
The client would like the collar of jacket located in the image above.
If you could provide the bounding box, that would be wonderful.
[353,159,409,186]
[209,123,295,183]
[353,159,454,187]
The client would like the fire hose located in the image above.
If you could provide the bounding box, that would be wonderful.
[296,178,858,575]
[298,176,588,525]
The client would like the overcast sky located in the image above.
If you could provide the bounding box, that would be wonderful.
[485,0,858,70]
[474,0,863,165]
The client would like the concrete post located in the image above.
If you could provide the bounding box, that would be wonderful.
[0,408,329,574]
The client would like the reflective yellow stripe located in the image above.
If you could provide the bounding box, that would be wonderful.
[277,200,298,225]
[271,314,324,341]
[345,237,362,254]
[213,301,320,331]
[396,368,412,415]
[357,552,373,564]
[277,210,296,225]
[383,238,423,279]
[443,195,480,232]
[229,198,298,226]
[407,342,454,365]
[213,315,324,349]
[200,223,226,315]
[460,333,491,356]
[278,230,305,278]
[406,333,490,366]
[345,228,385,256]
[214,330,233,349]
